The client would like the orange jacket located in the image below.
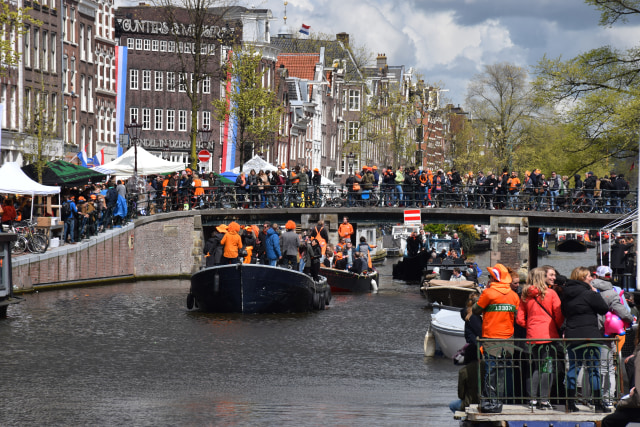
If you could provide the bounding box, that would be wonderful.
[221,231,243,258]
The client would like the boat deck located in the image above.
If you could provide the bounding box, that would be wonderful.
[458,403,609,423]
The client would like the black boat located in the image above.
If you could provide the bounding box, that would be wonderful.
[187,264,330,313]
[555,230,588,252]
[392,250,432,282]
[320,267,379,293]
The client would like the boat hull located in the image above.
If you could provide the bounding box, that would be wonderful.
[189,264,329,313]
[430,307,466,359]
[555,239,587,252]
[421,279,479,306]
[320,267,378,293]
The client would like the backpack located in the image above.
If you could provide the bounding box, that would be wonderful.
[61,201,71,219]
[352,182,361,191]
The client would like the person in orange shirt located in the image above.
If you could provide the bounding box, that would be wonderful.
[473,263,520,411]
[220,221,243,264]
[507,171,521,210]
[192,173,204,208]
[338,216,353,243]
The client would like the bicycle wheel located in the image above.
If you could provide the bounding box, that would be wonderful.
[35,229,50,247]
[28,234,49,253]
[11,236,28,254]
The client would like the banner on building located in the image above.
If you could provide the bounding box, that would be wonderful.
[115,46,128,157]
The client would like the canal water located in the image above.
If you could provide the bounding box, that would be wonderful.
[0,249,597,426]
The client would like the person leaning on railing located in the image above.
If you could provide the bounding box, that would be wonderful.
[516,267,564,410]
[561,266,611,413]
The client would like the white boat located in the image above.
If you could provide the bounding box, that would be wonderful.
[426,306,466,359]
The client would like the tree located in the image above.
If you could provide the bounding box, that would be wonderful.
[0,3,40,77]
[465,62,538,171]
[360,80,424,168]
[532,0,640,173]
[20,79,61,183]
[152,0,237,170]
[211,44,282,169]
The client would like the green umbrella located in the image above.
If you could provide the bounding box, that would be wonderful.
[22,160,107,186]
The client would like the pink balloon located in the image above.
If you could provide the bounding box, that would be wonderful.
[604,312,626,336]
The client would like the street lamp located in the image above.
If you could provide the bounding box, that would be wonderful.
[347,152,356,174]
[125,120,142,179]
[197,126,213,172]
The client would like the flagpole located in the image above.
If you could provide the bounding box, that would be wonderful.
[631,128,640,291]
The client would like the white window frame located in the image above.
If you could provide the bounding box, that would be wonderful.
[202,76,210,94]
[160,40,167,52]
[349,89,360,111]
[178,110,187,132]
[129,69,139,90]
[127,37,134,49]
[129,107,139,125]
[154,108,163,130]
[166,109,175,131]
[152,39,158,51]
[142,70,151,91]
[135,39,142,50]
[155,71,163,91]
[167,72,175,91]
[143,39,150,51]
[142,108,150,130]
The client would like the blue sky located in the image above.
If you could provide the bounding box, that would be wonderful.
[116,0,639,107]
[255,0,639,107]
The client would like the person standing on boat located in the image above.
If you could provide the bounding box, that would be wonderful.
[281,220,300,269]
[265,224,282,267]
[472,263,520,413]
[220,222,243,264]
[342,240,354,269]
[357,236,376,267]
[311,220,329,258]
[406,232,421,257]
[305,238,322,280]
[338,216,354,243]
[450,233,462,257]
[516,268,564,411]
[203,225,226,267]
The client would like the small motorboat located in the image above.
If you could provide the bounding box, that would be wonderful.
[426,306,466,359]
[370,248,387,264]
[555,230,588,252]
[320,267,379,293]
[420,279,479,307]
[188,264,330,313]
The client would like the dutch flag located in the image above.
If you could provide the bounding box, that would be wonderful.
[299,23,310,36]
[78,148,89,168]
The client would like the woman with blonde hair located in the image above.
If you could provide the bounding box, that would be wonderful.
[516,268,564,410]
[562,266,610,412]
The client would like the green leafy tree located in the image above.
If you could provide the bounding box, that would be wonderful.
[0,3,40,77]
[212,44,282,169]
[153,0,236,170]
[532,0,640,174]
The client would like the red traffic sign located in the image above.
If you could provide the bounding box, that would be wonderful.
[404,209,421,225]
[198,150,211,162]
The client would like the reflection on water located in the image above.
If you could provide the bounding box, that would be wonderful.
[0,250,595,426]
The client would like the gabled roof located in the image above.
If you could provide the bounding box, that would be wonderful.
[271,36,363,82]
[276,53,320,81]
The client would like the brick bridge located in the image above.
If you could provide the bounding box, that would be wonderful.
[11,206,625,289]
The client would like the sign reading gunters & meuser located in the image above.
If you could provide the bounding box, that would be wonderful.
[116,18,235,39]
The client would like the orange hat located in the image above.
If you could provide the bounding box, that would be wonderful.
[281,163,286,168]
[227,222,241,233]
[78,196,86,202]
[313,168,319,172]
[216,224,228,233]
[372,165,377,170]
[285,220,296,230]
[90,194,97,200]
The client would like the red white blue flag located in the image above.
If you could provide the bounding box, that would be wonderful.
[299,23,310,35]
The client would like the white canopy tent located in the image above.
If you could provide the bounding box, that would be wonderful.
[0,162,61,195]
[232,155,277,174]
[0,162,61,220]
[94,146,185,176]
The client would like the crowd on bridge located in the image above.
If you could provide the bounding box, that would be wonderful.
[2,162,634,246]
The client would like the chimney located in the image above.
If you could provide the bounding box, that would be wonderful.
[336,32,349,46]
[377,53,387,72]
